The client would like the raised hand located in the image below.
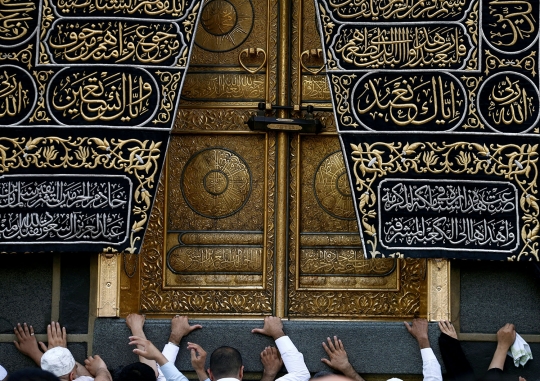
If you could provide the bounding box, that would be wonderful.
[321,336,365,381]
[13,323,42,365]
[251,316,285,340]
[260,346,283,381]
[188,342,209,381]
[438,320,458,340]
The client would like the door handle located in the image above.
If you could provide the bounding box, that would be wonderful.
[300,49,325,75]
[238,48,267,74]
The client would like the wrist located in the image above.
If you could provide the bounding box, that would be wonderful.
[340,363,356,377]
[272,331,285,340]
[168,336,182,346]
[417,337,430,349]
[263,369,279,377]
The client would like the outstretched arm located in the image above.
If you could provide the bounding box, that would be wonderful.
[126,313,158,378]
[488,323,515,371]
[13,323,42,366]
[157,316,202,381]
[252,317,310,381]
[130,336,188,381]
[321,336,365,381]
[188,342,209,381]
[129,336,168,366]
[404,318,442,381]
[44,321,92,378]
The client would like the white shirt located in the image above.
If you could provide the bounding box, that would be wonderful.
[157,343,186,381]
[420,348,442,381]
[274,336,310,381]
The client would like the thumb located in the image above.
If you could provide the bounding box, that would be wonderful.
[189,325,203,332]
[251,328,264,334]
[403,322,412,333]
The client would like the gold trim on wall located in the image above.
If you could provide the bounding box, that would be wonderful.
[427,259,451,322]
[97,253,120,317]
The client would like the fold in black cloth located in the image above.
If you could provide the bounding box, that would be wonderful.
[439,332,476,381]
[439,333,507,381]
[479,368,504,381]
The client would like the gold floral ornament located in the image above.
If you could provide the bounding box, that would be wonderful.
[484,50,537,77]
[153,71,183,125]
[0,136,162,254]
[349,141,539,260]
[0,45,34,70]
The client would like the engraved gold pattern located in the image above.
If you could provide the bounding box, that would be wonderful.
[139,134,276,314]
[287,134,427,317]
[181,148,252,218]
[195,0,253,52]
[314,151,355,220]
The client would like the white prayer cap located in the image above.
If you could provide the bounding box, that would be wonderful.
[387,379,404,381]
[41,347,76,377]
[0,365,7,380]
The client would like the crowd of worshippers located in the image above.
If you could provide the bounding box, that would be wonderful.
[1,316,531,381]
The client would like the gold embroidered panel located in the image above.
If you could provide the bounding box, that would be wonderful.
[0,0,204,254]
[314,0,540,261]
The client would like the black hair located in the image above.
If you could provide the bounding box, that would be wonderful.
[116,362,155,381]
[8,369,60,381]
[209,346,243,379]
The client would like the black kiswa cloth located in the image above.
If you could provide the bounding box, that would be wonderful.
[439,333,507,381]
[439,332,476,381]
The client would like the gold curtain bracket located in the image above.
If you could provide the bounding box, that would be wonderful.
[238,48,267,74]
[97,253,120,317]
[300,49,325,75]
[427,258,451,321]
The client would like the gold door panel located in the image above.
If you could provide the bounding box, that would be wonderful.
[165,134,268,290]
[180,0,276,107]
[287,134,427,318]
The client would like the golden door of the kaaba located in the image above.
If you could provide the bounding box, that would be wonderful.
[110,0,443,320]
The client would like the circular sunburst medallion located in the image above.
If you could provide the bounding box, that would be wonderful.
[314,151,355,220]
[181,148,252,218]
[195,0,254,52]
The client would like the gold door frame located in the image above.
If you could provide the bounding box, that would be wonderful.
[96,0,450,321]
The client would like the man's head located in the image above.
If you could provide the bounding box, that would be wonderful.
[40,347,77,381]
[117,362,156,381]
[208,346,244,381]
